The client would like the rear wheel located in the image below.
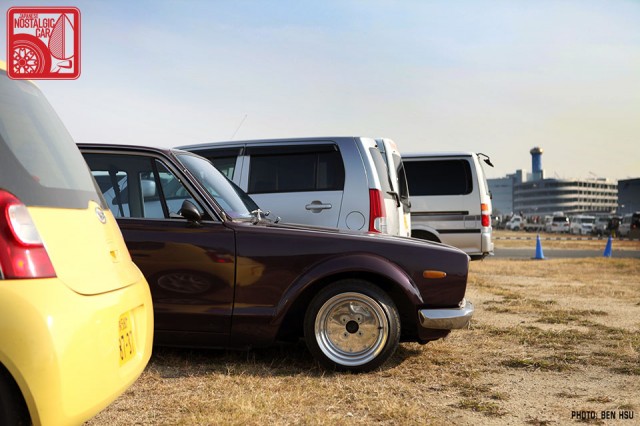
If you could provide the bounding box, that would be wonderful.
[304,280,400,372]
[0,368,30,426]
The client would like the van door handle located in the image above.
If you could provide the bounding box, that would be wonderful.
[305,201,332,213]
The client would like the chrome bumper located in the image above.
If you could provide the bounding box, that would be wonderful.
[419,300,474,330]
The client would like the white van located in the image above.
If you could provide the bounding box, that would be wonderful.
[402,152,494,259]
[546,214,570,233]
[506,215,523,231]
[569,215,596,235]
[179,137,410,236]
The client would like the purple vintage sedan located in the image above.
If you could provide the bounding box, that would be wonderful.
[80,143,473,372]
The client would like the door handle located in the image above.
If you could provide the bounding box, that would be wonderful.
[305,201,332,213]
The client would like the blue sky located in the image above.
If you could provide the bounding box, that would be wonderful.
[2,0,639,180]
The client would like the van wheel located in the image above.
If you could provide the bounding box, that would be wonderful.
[0,368,30,425]
[304,280,400,372]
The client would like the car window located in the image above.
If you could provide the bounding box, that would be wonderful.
[176,153,254,219]
[405,159,472,196]
[247,150,345,194]
[211,156,237,179]
[83,153,205,219]
[0,70,102,208]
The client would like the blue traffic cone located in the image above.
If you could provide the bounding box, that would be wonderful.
[603,235,613,258]
[533,234,545,260]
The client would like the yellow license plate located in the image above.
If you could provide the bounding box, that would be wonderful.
[118,311,136,366]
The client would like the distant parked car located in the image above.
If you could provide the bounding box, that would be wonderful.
[0,63,153,426]
[569,215,596,235]
[546,215,570,233]
[80,143,474,372]
[505,216,523,231]
[593,216,611,236]
[179,137,411,237]
[618,212,640,238]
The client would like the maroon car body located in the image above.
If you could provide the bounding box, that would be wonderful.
[80,143,473,372]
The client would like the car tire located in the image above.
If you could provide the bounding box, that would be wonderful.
[304,279,400,372]
[0,368,30,426]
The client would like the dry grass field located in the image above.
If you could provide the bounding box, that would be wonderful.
[88,236,640,425]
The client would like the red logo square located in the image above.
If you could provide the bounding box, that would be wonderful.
[7,7,81,79]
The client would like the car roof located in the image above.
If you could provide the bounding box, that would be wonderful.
[401,152,475,158]
[77,142,191,157]
[178,136,371,150]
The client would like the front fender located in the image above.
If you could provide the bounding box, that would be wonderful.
[273,252,423,323]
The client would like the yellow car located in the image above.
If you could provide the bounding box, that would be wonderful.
[0,62,153,425]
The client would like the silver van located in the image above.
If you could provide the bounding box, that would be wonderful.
[179,137,409,236]
[402,152,494,259]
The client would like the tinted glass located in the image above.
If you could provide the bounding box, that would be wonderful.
[177,153,253,219]
[83,153,205,219]
[211,156,237,179]
[404,159,473,196]
[0,71,101,208]
[248,150,344,194]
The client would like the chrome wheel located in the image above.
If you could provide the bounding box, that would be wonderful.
[314,292,389,367]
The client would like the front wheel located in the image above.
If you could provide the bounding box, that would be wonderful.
[304,280,400,372]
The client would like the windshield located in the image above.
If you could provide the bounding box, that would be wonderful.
[0,70,102,208]
[176,153,253,219]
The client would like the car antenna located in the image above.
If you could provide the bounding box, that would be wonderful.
[230,114,247,140]
[477,153,494,167]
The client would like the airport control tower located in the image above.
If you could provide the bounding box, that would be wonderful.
[530,146,544,181]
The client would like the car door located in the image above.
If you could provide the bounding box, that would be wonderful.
[83,151,236,336]
[239,144,345,227]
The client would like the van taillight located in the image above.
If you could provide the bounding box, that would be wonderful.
[369,189,387,233]
[481,203,491,227]
[0,190,56,279]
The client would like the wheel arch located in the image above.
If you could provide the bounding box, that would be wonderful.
[274,254,422,342]
[411,227,441,243]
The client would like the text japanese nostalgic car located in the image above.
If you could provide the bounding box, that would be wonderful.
[80,143,474,372]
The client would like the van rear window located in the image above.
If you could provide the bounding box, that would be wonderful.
[404,159,472,196]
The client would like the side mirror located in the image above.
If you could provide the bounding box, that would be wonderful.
[179,200,202,225]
